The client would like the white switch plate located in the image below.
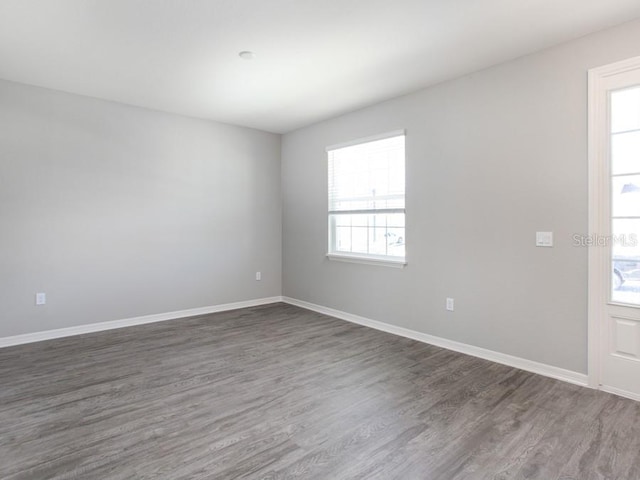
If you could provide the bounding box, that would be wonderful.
[446,297,454,311]
[35,292,46,306]
[255,271,261,281]
[536,231,553,247]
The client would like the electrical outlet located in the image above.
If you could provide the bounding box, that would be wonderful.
[446,297,454,311]
[255,271,261,281]
[35,292,46,306]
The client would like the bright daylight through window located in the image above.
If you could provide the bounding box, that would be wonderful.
[610,87,640,306]
[327,131,406,264]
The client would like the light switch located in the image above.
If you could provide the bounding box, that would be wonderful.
[536,231,553,247]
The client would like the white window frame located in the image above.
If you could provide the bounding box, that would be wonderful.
[326,130,407,268]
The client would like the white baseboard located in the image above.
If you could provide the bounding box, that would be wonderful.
[2,295,590,390]
[282,296,588,387]
[0,296,284,348]
[600,385,640,402]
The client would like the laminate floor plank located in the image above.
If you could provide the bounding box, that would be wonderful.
[1,303,639,479]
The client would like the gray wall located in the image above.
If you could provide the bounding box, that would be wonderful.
[0,80,281,337]
[282,19,640,374]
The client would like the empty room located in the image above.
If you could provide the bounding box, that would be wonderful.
[2,0,640,478]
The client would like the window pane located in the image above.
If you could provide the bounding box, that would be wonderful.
[335,226,352,252]
[329,213,405,258]
[612,218,640,305]
[612,131,640,175]
[368,227,387,255]
[352,226,368,253]
[335,214,351,227]
[351,214,368,227]
[386,227,405,245]
[386,227,405,257]
[611,87,640,134]
[612,175,640,217]
[328,134,405,212]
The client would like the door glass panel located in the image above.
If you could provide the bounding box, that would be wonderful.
[612,175,640,217]
[611,219,640,305]
[611,87,640,134]
[612,131,640,175]
[611,86,640,306]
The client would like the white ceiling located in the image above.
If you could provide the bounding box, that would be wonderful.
[1,1,640,133]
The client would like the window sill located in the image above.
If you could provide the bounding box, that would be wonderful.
[326,253,407,268]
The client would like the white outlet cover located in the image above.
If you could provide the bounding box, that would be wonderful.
[35,292,46,305]
[536,231,553,247]
[446,297,454,311]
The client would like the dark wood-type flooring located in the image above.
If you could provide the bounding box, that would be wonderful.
[1,303,640,479]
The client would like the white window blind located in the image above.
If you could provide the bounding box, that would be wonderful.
[327,132,405,262]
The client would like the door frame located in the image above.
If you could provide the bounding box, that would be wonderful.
[588,55,640,395]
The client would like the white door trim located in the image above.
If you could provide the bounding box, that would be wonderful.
[587,54,640,390]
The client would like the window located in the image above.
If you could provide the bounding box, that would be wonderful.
[610,86,640,306]
[327,131,406,266]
